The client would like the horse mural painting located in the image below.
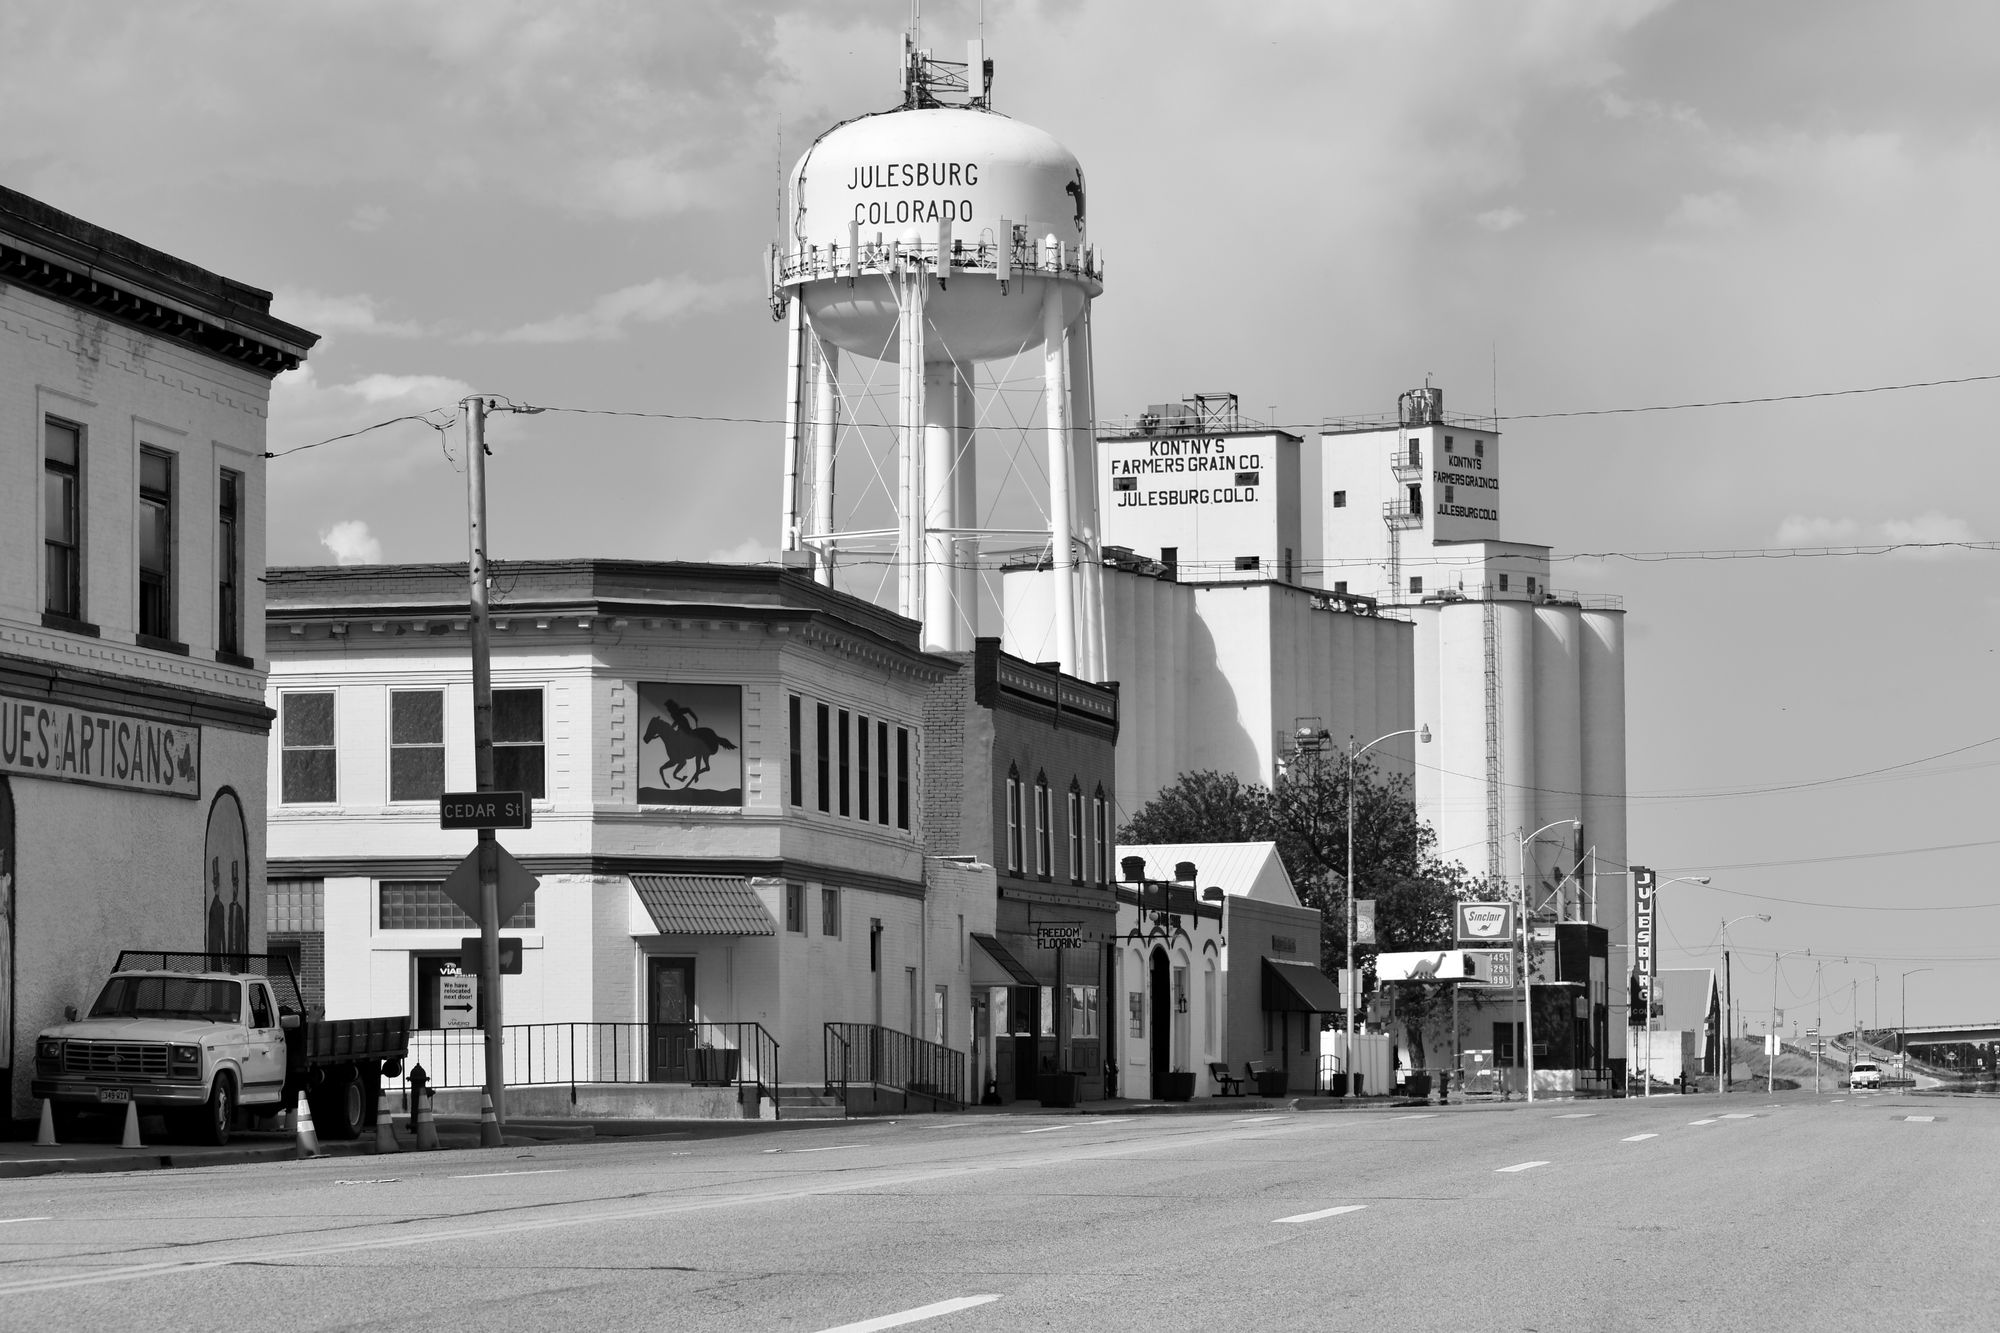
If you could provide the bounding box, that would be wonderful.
[636,683,744,807]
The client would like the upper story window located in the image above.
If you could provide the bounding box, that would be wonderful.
[1005,769,1023,873]
[217,469,243,659]
[1034,774,1052,878]
[877,720,891,826]
[1092,788,1111,886]
[389,689,445,802]
[280,692,336,804]
[379,880,533,930]
[1331,490,1346,509]
[1067,784,1083,884]
[785,882,806,933]
[138,447,175,642]
[816,703,831,813]
[788,695,804,807]
[857,713,871,822]
[493,688,545,799]
[44,417,83,622]
[896,726,911,831]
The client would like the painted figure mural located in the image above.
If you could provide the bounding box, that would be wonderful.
[203,789,249,966]
[636,683,743,807]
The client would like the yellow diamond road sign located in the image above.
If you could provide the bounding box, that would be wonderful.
[442,844,539,926]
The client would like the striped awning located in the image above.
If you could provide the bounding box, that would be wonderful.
[971,933,1039,986]
[629,875,776,936]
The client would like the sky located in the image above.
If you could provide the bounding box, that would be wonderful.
[7,1,1999,1038]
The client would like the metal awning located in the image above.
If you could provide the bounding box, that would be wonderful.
[1263,957,1344,1013]
[971,933,1038,987]
[630,875,776,936]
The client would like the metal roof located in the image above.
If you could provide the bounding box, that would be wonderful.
[1115,842,1299,906]
[629,875,776,936]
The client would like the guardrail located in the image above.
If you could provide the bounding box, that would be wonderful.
[823,1022,967,1109]
[387,1021,777,1101]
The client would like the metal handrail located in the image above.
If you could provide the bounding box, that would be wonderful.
[775,235,1104,287]
[386,1021,778,1104]
[823,1022,968,1109]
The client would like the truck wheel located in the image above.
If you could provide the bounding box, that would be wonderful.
[313,1066,366,1140]
[199,1074,236,1147]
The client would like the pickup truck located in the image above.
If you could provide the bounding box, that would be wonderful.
[31,951,409,1146]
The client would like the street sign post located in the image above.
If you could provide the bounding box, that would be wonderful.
[461,936,523,975]
[441,843,539,927]
[440,791,531,830]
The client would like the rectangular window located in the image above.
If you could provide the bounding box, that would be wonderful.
[821,887,841,938]
[1527,576,1538,594]
[838,708,851,817]
[877,720,890,825]
[816,703,831,813]
[1112,475,1136,492]
[138,447,174,641]
[267,878,325,933]
[379,879,534,930]
[1333,580,1348,593]
[1234,471,1259,487]
[1499,574,1510,592]
[789,695,803,807]
[1331,490,1346,509]
[217,468,243,657]
[44,418,82,621]
[896,727,911,830]
[785,882,806,933]
[492,688,546,798]
[1034,779,1051,877]
[934,984,950,1045]
[1409,576,1424,595]
[1069,984,1099,1039]
[857,714,870,822]
[1160,547,1178,579]
[1067,788,1083,883]
[1444,485,1454,502]
[389,690,446,802]
[1093,793,1110,885]
[1005,775,1022,872]
[1234,556,1260,571]
[280,692,336,804]
[1475,440,1485,457]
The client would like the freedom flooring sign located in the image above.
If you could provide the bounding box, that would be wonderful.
[0,694,200,798]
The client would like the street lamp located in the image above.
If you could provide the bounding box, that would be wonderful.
[1517,818,1578,1104]
[1844,958,1880,1041]
[1769,948,1809,1093]
[1341,724,1430,1099]
[1638,875,1710,1098]
[1901,968,1933,1084]
[1719,913,1771,1093]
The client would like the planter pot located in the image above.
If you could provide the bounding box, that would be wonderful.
[1405,1072,1433,1100]
[1254,1070,1289,1098]
[690,1048,740,1086]
[1039,1071,1082,1109]
[1160,1071,1197,1102]
[1325,1073,1363,1097]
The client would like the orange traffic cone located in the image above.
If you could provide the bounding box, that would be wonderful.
[35,1099,57,1148]
[413,1092,439,1151]
[118,1099,142,1149]
[293,1094,324,1159]
[477,1090,503,1148]
[372,1091,399,1155]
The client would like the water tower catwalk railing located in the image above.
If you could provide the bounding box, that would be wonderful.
[771,225,1108,678]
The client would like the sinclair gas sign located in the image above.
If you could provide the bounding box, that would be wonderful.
[1455,901,1516,946]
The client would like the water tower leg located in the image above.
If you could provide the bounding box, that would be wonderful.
[1042,284,1077,675]
[1067,307,1104,678]
[922,359,959,651]
[896,267,929,623]
[780,299,806,560]
[811,342,839,586]
[954,368,979,647]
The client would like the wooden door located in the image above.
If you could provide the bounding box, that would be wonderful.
[648,958,696,1083]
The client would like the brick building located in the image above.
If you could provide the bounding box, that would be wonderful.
[0,185,314,1119]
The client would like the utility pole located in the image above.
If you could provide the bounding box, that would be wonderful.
[1849,980,1856,1084]
[1813,959,1823,1096]
[1722,946,1732,1093]
[465,394,505,1146]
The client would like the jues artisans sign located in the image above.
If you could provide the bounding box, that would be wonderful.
[0,694,199,798]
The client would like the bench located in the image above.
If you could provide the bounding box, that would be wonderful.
[1245,1060,1287,1097]
[1208,1061,1246,1097]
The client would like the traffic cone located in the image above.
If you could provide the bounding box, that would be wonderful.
[413,1092,439,1151]
[477,1090,503,1148]
[35,1099,57,1147]
[372,1091,399,1155]
[293,1094,323,1159]
[118,1099,142,1149]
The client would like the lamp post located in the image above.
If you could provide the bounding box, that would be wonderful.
[1769,948,1808,1093]
[1517,818,1578,1104]
[1637,875,1710,1097]
[1901,968,1933,1085]
[1719,913,1771,1093]
[1341,725,1431,1099]
[1845,958,1880,1045]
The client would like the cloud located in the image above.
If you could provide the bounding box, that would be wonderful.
[273,288,425,339]
[1475,206,1527,232]
[319,520,383,565]
[346,204,390,233]
[1880,511,1978,557]
[267,366,473,476]
[1667,190,1743,229]
[1774,512,1978,557]
[474,275,742,345]
[708,536,778,565]
[1774,515,1860,546]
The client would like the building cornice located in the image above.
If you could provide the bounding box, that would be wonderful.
[0,647,274,734]
[267,853,928,901]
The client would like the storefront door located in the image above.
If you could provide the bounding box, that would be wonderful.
[1149,948,1171,1098]
[648,958,696,1083]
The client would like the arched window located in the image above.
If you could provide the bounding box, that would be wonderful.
[1004,767,1023,873]
[1092,786,1110,886]
[1066,782,1083,884]
[1033,773,1052,878]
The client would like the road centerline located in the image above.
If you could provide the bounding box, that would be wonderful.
[1622,1133,1658,1142]
[815,1294,1002,1332]
[1496,1161,1549,1173]
[1273,1204,1367,1224]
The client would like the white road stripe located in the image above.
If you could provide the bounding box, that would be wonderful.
[1020,1125,1073,1134]
[1273,1204,1367,1224]
[1392,1113,1436,1121]
[1719,1114,1756,1120]
[816,1295,1002,1332]
[1553,1113,1595,1119]
[1904,1115,1936,1123]
[1688,1119,1718,1126]
[0,1217,50,1225]
[1621,1134,1658,1142]
[766,1144,863,1153]
[1233,1116,1286,1124]
[451,1169,564,1179]
[1496,1161,1548,1173]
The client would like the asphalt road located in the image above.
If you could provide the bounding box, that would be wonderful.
[0,1090,1990,1332]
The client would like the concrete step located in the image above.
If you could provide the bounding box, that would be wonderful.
[774,1103,847,1120]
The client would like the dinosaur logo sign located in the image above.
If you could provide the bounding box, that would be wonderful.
[636,683,742,807]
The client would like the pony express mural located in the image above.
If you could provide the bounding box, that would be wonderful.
[637,683,742,807]
[0,693,200,798]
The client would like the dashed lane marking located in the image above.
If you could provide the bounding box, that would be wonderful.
[1902,1115,1938,1123]
[1719,1114,1756,1120]
[1392,1114,1437,1121]
[0,1217,50,1225]
[1273,1204,1368,1224]
[450,1169,564,1179]
[1621,1134,1658,1142]
[1021,1125,1073,1134]
[1688,1119,1718,1126]
[1233,1117,1287,1125]
[762,1145,863,1154]
[1496,1161,1549,1173]
[815,1295,1003,1332]
[1553,1113,1595,1119]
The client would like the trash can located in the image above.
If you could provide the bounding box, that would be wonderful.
[1254,1069,1289,1097]
[1039,1071,1082,1108]
[1160,1071,1196,1101]
[1406,1072,1432,1100]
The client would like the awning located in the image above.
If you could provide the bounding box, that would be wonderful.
[1263,957,1344,1013]
[630,875,776,936]
[971,933,1039,986]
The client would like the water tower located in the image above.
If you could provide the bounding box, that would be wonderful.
[769,34,1106,676]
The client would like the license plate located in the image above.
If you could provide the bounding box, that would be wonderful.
[97,1088,131,1104]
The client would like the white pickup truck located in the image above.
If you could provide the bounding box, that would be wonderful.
[32,951,409,1146]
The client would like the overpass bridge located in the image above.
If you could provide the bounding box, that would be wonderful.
[1882,1021,2000,1047]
